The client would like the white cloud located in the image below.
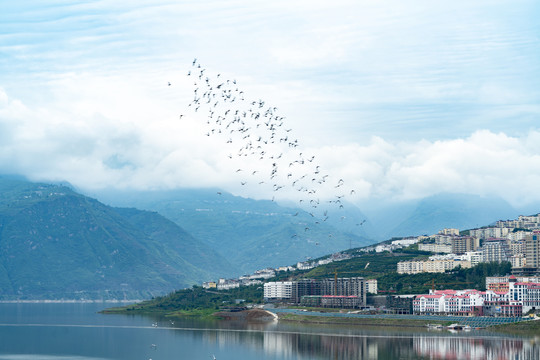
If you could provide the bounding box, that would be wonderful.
[308,130,540,206]
[2,78,540,208]
[0,0,539,210]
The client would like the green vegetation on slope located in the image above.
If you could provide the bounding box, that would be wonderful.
[284,250,512,294]
[94,188,374,273]
[0,177,233,300]
[107,285,263,314]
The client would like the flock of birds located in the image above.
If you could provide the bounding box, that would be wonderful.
[173,59,364,237]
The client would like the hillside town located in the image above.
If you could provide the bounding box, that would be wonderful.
[395,214,540,275]
[202,213,540,317]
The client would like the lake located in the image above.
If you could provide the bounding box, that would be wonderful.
[0,302,538,359]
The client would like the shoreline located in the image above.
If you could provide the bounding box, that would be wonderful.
[274,312,450,328]
[102,304,540,335]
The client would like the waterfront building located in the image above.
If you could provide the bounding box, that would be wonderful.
[264,281,293,300]
[320,295,363,309]
[415,278,540,315]
[413,289,507,315]
[265,277,366,308]
[292,278,322,303]
[507,278,540,313]
[321,277,366,305]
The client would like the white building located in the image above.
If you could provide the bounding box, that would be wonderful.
[508,281,540,313]
[413,289,506,315]
[366,279,378,294]
[462,251,483,266]
[397,258,471,274]
[264,281,293,300]
[375,244,395,253]
[296,261,315,270]
[508,231,531,242]
[217,280,240,290]
[391,238,419,246]
[413,294,445,313]
[418,243,452,253]
[470,227,510,240]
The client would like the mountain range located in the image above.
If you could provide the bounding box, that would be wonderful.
[0,174,533,300]
[91,188,369,273]
[0,176,231,300]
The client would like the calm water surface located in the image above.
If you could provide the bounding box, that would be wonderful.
[0,303,538,359]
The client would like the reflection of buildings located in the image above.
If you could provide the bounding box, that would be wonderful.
[414,336,540,360]
[199,322,540,360]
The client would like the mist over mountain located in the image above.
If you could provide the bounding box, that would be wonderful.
[92,188,372,273]
[378,193,521,238]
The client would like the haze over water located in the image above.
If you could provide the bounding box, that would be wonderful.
[0,303,538,359]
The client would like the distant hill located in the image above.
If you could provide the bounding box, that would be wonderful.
[0,176,234,300]
[92,188,374,274]
[385,193,520,238]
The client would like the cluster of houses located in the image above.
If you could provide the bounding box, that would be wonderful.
[413,275,540,316]
[396,215,540,276]
[202,252,352,290]
[201,213,540,316]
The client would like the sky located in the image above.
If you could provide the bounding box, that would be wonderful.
[0,0,539,209]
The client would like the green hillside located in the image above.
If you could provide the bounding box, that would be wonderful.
[294,249,512,294]
[94,188,374,273]
[0,176,233,300]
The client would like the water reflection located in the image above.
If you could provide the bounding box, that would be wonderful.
[414,336,540,360]
[2,303,539,360]
[180,318,540,360]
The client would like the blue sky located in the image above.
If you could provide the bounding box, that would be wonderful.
[1,0,539,207]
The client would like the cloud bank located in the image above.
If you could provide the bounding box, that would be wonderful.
[1,82,540,208]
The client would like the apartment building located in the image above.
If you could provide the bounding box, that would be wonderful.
[486,275,540,289]
[265,278,366,307]
[413,289,517,316]
[397,258,471,274]
[366,279,378,294]
[524,232,540,270]
[264,281,293,300]
[418,243,452,253]
[439,228,460,236]
[508,240,525,256]
[469,227,510,240]
[451,236,479,254]
[481,238,511,263]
